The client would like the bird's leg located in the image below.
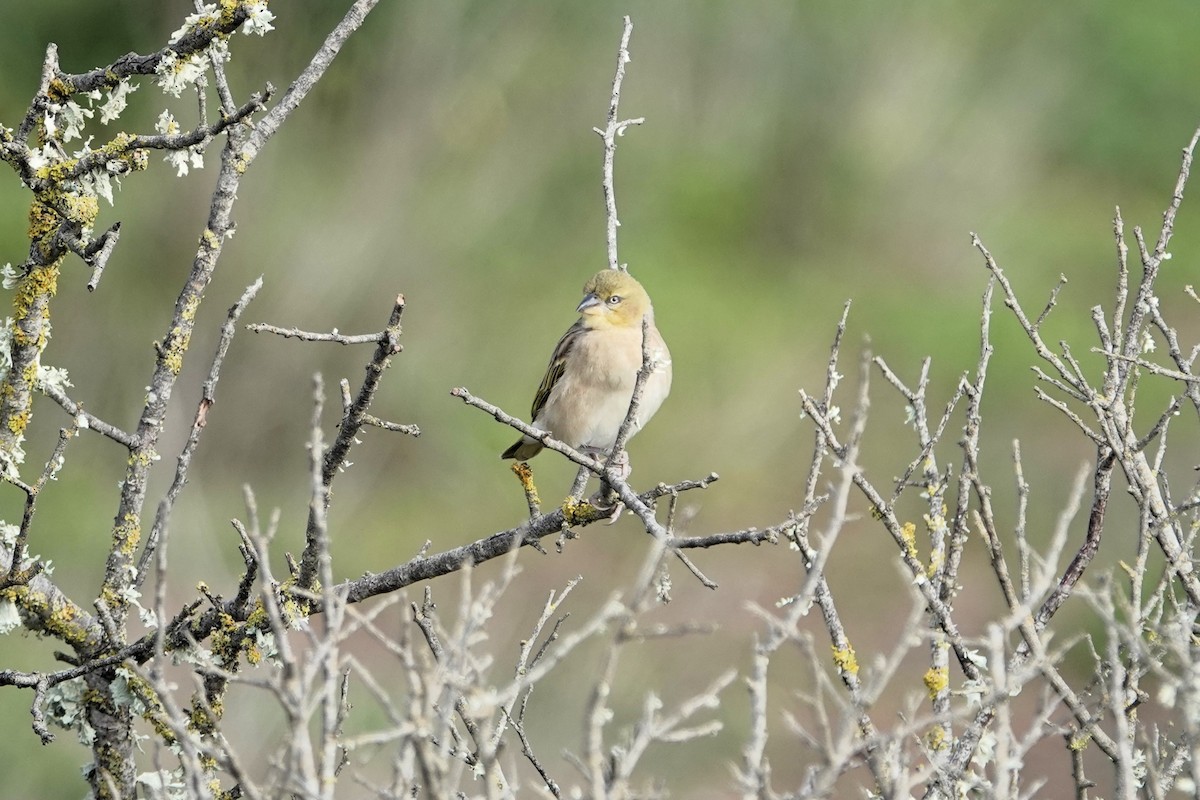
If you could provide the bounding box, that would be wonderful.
[588,449,630,522]
[608,449,631,482]
[580,447,613,509]
[580,446,607,472]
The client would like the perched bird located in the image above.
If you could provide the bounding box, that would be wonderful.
[501,269,671,465]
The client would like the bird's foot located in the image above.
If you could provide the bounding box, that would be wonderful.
[608,449,631,482]
[579,448,631,523]
[588,484,624,523]
[583,447,631,482]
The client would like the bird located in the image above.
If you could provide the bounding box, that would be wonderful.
[501,269,671,470]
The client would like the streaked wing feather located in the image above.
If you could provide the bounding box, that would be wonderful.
[531,321,584,420]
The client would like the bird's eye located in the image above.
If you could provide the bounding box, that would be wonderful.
[607,295,621,305]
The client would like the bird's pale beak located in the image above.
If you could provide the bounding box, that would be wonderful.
[576,292,601,313]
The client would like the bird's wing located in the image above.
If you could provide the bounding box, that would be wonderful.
[531,320,584,421]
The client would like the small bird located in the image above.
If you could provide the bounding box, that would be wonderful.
[501,269,671,466]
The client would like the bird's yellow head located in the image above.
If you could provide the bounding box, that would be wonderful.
[576,269,652,330]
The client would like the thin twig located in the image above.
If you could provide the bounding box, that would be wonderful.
[136,277,263,586]
[298,294,411,590]
[246,323,383,345]
[35,382,137,449]
[593,15,645,272]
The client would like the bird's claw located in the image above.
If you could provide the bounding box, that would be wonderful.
[588,486,624,523]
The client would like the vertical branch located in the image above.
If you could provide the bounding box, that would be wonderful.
[1151,125,1200,261]
[320,295,406,485]
[744,303,896,797]
[136,277,263,586]
[594,15,646,272]
[2,426,75,586]
[602,317,654,483]
[1031,450,1114,630]
[299,295,408,591]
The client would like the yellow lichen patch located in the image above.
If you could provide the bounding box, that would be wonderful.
[900,521,918,562]
[162,294,202,375]
[208,696,224,720]
[16,262,60,304]
[206,600,278,671]
[7,585,93,649]
[163,347,185,375]
[7,408,30,435]
[279,592,311,628]
[831,643,859,676]
[104,132,136,155]
[180,292,202,322]
[113,513,142,557]
[210,610,237,639]
[244,599,268,628]
[926,550,943,579]
[62,193,100,227]
[99,585,125,617]
[129,450,158,470]
[126,677,176,747]
[123,672,162,712]
[46,78,72,102]
[511,461,540,505]
[145,707,178,746]
[926,724,948,751]
[12,262,61,341]
[562,496,604,526]
[923,666,949,699]
[218,0,241,25]
[188,702,220,735]
[28,200,60,241]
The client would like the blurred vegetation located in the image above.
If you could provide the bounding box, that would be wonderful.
[1,1,1199,796]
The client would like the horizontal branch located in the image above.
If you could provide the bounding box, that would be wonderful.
[673,525,787,549]
[246,323,383,345]
[338,475,760,604]
[47,90,270,187]
[110,476,773,676]
[1093,348,1199,383]
[38,7,253,101]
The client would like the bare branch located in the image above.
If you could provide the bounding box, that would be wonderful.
[593,15,645,272]
[136,277,263,586]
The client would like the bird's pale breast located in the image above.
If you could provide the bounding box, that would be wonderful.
[535,322,671,451]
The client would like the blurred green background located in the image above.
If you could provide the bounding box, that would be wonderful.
[2,1,1200,797]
